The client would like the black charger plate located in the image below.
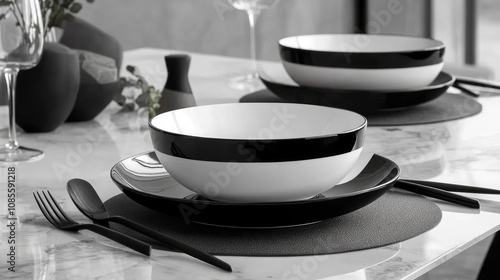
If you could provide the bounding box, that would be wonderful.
[110,151,400,228]
[260,72,454,114]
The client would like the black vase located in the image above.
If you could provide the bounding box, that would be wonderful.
[16,42,80,132]
[60,17,124,122]
[16,43,80,132]
[157,54,196,115]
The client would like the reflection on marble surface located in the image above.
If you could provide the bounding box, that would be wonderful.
[1,49,500,279]
[364,125,451,179]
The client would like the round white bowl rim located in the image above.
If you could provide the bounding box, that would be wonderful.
[278,34,445,53]
[149,103,367,141]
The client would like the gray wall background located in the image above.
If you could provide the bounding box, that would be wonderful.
[77,0,356,61]
[77,0,433,61]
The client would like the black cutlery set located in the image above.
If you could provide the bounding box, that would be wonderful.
[34,179,232,272]
[33,167,498,272]
[453,75,500,98]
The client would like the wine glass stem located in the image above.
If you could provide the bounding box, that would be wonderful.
[4,68,20,151]
[247,10,259,76]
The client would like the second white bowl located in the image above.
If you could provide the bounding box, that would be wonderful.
[279,34,445,91]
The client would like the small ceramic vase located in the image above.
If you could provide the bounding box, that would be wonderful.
[16,42,80,132]
[156,54,196,115]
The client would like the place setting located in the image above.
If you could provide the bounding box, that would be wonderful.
[32,99,500,273]
[240,34,492,126]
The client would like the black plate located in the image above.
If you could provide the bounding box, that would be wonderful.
[110,152,400,228]
[260,72,454,114]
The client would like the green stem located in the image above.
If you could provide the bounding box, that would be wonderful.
[11,1,26,32]
[40,0,50,35]
[7,3,31,44]
[10,3,31,43]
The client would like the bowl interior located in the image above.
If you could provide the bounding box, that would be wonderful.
[150,103,366,140]
[279,34,444,53]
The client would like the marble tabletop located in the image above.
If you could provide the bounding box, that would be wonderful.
[2,48,500,279]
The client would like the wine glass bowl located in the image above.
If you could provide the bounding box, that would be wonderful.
[0,0,45,162]
[227,0,279,91]
[228,0,279,12]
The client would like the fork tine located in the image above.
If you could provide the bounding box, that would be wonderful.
[34,192,153,257]
[33,192,58,227]
[44,190,73,223]
[40,191,66,222]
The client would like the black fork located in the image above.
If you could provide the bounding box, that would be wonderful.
[33,190,151,255]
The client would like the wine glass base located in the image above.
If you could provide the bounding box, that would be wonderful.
[228,73,264,92]
[0,146,44,163]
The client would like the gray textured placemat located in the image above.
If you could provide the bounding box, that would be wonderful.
[240,90,482,126]
[104,190,442,256]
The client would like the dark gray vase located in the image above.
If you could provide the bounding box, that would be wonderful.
[157,54,196,115]
[59,17,124,122]
[16,42,80,132]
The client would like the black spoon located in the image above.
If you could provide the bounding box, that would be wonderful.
[66,178,232,272]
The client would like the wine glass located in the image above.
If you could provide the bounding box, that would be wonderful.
[227,0,279,91]
[0,0,44,162]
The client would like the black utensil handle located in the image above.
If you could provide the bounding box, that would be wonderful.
[455,76,500,91]
[111,216,232,272]
[405,180,500,195]
[82,223,151,256]
[453,82,480,98]
[396,180,480,209]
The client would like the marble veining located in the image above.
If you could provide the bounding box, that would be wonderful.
[1,48,500,279]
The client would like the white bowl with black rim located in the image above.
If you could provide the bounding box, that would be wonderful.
[149,103,366,203]
[279,34,445,91]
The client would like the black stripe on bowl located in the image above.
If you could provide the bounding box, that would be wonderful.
[279,34,445,69]
[149,125,366,163]
[280,47,444,69]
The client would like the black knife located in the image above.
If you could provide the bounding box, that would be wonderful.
[405,179,500,195]
[455,76,500,91]
[396,180,480,209]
